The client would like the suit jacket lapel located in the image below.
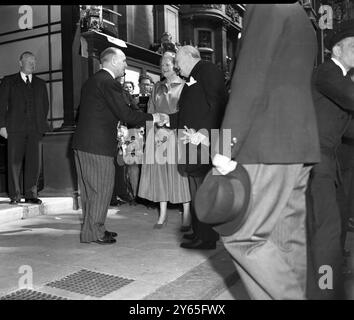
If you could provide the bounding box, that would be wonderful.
[15,72,24,85]
[179,61,203,108]
[31,75,40,91]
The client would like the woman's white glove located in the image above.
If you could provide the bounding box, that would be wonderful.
[180,126,210,146]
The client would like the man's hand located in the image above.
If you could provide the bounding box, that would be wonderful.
[0,127,8,139]
[153,113,170,127]
[212,153,237,175]
[180,126,210,146]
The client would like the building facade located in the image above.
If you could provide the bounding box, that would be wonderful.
[0,4,328,196]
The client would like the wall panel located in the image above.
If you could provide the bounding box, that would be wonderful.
[0,5,48,34]
[0,36,49,76]
[0,5,63,130]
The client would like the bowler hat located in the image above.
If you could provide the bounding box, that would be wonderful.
[324,21,354,50]
[195,164,251,236]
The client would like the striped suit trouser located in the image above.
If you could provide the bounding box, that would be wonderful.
[74,150,115,242]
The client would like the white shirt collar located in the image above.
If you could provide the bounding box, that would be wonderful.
[331,57,347,76]
[102,68,115,79]
[20,71,32,83]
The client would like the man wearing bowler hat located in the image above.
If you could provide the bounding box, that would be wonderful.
[197,4,320,299]
[306,21,354,300]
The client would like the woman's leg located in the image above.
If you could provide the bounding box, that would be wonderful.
[157,201,168,224]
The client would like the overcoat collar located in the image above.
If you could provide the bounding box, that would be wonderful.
[14,72,40,86]
[189,60,204,79]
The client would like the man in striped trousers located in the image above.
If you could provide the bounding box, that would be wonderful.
[72,47,163,244]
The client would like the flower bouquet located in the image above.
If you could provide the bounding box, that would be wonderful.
[117,121,145,164]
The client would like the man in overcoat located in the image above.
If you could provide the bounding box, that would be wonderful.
[211,4,320,299]
[307,22,354,300]
[72,47,163,244]
[0,51,49,205]
[168,45,228,250]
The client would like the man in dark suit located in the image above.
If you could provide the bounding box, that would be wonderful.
[337,125,354,254]
[306,24,354,299]
[211,4,320,299]
[167,45,228,250]
[341,71,354,236]
[0,51,49,205]
[72,47,163,245]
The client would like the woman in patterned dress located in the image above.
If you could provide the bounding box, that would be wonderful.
[138,53,191,229]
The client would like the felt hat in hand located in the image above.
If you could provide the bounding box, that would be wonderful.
[195,164,251,236]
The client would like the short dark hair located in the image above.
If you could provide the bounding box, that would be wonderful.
[100,47,118,64]
[138,74,154,84]
[19,51,34,60]
[123,81,135,90]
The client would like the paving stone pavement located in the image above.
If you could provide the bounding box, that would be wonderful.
[0,200,238,300]
[0,197,352,300]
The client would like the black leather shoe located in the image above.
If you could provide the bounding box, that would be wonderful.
[180,225,192,233]
[93,234,116,245]
[25,198,42,204]
[105,230,118,238]
[10,199,20,205]
[110,198,127,206]
[183,233,197,241]
[180,239,216,250]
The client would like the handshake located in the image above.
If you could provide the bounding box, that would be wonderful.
[152,113,170,127]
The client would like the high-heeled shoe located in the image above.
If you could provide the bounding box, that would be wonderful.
[153,219,168,229]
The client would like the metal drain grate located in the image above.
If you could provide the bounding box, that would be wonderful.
[0,289,68,300]
[45,269,134,297]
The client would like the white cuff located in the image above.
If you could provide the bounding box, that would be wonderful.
[152,113,158,124]
[212,153,237,175]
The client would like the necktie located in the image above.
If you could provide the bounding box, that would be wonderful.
[25,75,30,85]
